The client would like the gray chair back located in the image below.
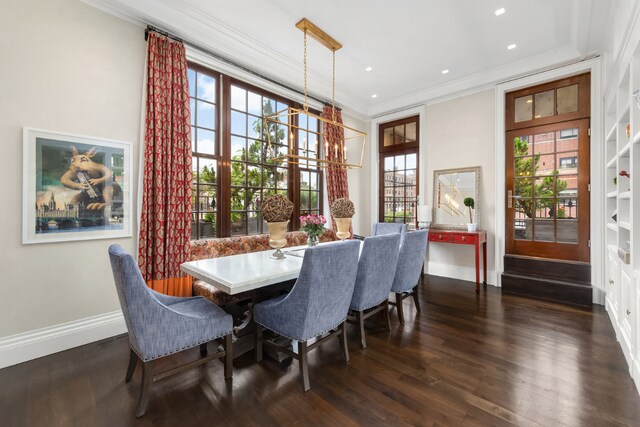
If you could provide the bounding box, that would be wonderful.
[108,245,182,359]
[350,234,401,311]
[270,240,360,341]
[391,229,429,293]
[371,222,407,238]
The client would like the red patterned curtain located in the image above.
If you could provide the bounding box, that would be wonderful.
[138,32,193,296]
[322,105,351,233]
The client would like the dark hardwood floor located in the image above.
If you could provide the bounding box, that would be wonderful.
[2,275,639,426]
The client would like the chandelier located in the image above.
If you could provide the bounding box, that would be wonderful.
[264,18,367,169]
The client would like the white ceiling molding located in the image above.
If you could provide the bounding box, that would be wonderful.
[83,0,607,118]
[369,45,584,117]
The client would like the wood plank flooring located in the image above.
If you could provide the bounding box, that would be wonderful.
[2,275,639,426]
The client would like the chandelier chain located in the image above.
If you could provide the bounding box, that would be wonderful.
[303,30,309,113]
[332,50,336,122]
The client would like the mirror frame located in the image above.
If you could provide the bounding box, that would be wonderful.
[431,166,481,230]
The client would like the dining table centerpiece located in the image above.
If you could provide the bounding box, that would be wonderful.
[331,198,355,241]
[262,194,294,259]
[300,213,327,247]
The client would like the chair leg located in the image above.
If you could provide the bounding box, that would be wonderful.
[299,341,310,392]
[383,300,391,331]
[255,323,263,362]
[136,361,154,418]
[224,333,233,380]
[413,287,422,313]
[125,348,137,383]
[340,321,350,363]
[200,343,208,357]
[396,293,405,325]
[356,310,367,349]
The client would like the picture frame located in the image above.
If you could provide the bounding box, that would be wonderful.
[22,127,132,244]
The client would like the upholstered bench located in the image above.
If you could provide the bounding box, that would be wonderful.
[189,229,338,306]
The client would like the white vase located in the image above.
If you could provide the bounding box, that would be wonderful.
[267,220,289,259]
[467,223,477,232]
[334,217,352,241]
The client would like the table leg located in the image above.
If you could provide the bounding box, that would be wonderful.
[483,241,487,287]
[474,240,480,292]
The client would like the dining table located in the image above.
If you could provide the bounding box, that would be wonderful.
[180,246,310,296]
[180,244,346,359]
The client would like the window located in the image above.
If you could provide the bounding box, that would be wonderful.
[379,116,419,225]
[559,156,577,168]
[559,128,578,139]
[188,65,323,238]
[189,65,220,239]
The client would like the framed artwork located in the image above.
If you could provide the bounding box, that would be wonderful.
[22,127,132,244]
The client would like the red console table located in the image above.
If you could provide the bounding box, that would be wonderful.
[428,229,487,291]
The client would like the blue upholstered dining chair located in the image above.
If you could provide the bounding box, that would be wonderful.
[348,233,401,348]
[253,240,361,391]
[108,245,233,418]
[371,222,408,239]
[390,229,429,324]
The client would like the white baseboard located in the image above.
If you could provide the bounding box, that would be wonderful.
[606,298,640,397]
[592,287,606,305]
[0,311,126,369]
[426,261,498,286]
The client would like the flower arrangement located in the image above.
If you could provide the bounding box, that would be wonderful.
[331,198,355,218]
[300,214,327,245]
[262,194,293,223]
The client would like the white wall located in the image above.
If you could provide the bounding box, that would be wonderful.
[425,90,496,284]
[0,0,145,339]
[344,114,371,235]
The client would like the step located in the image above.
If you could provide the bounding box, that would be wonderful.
[501,272,592,308]
[504,254,590,285]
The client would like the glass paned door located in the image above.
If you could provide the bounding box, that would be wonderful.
[506,119,590,262]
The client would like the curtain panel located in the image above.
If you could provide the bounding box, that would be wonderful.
[138,32,193,296]
[322,106,352,235]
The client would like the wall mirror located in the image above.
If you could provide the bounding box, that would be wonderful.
[432,166,481,229]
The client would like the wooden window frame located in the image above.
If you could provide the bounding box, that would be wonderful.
[188,63,324,238]
[189,63,222,240]
[505,73,590,131]
[378,116,420,226]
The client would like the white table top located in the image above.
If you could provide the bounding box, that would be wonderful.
[180,245,310,295]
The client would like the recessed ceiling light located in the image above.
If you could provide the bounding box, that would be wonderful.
[365,66,373,72]
[371,94,378,98]
[507,43,517,50]
[495,8,505,16]
[442,69,450,74]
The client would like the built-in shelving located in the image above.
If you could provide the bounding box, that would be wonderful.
[604,40,640,396]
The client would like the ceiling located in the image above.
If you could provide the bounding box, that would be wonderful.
[84,0,611,117]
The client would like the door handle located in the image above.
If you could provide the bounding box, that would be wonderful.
[507,190,520,209]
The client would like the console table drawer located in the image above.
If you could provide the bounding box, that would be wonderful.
[453,234,475,244]
[429,233,452,242]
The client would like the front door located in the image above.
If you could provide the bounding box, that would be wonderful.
[505,73,591,262]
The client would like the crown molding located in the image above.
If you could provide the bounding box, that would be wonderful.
[367,45,583,117]
[84,0,604,120]
[83,0,369,115]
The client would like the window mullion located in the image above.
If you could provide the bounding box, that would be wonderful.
[219,75,232,237]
